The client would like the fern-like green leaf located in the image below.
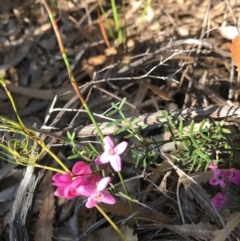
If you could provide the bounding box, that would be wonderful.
[106,118,124,127]
[114,125,128,135]
[119,97,126,109]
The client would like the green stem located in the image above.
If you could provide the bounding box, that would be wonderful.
[0,76,25,128]
[34,164,66,174]
[39,140,69,173]
[96,204,128,241]
[117,172,138,225]
[43,0,104,142]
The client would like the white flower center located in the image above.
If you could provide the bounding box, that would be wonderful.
[93,192,103,202]
[106,149,115,156]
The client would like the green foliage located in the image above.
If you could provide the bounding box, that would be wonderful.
[106,98,148,139]
[98,3,115,40]
[63,131,100,161]
[161,112,234,171]
[139,0,152,30]
[99,0,153,45]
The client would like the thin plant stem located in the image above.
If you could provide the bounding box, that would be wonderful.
[39,140,69,173]
[117,172,138,225]
[110,0,122,44]
[0,76,25,128]
[34,164,66,174]
[42,0,104,141]
[138,0,152,32]
[0,76,70,173]
[97,6,110,48]
[98,2,115,40]
[96,204,128,241]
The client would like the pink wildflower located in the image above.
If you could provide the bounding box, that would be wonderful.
[95,136,128,172]
[224,168,240,185]
[208,163,226,188]
[209,168,226,188]
[208,162,218,171]
[52,161,98,199]
[211,192,228,210]
[52,172,78,198]
[80,176,116,208]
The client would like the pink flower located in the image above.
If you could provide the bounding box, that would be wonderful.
[95,136,128,172]
[52,172,73,187]
[224,168,240,185]
[209,162,218,171]
[52,161,98,199]
[211,192,228,210]
[209,166,226,188]
[52,172,80,198]
[80,176,116,208]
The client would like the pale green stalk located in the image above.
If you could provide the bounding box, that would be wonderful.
[43,0,104,141]
[96,204,128,241]
[139,0,152,31]
[118,172,138,225]
[110,0,123,44]
[98,2,115,39]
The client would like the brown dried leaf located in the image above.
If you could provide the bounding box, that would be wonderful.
[0,163,16,181]
[230,36,240,72]
[181,188,198,223]
[0,40,33,74]
[159,170,171,191]
[180,176,224,228]
[71,200,96,239]
[142,79,174,101]
[0,209,10,236]
[101,199,172,224]
[0,184,18,201]
[87,55,107,66]
[213,212,240,241]
[153,222,216,240]
[183,171,213,185]
[160,151,224,229]
[35,171,55,241]
[88,226,137,241]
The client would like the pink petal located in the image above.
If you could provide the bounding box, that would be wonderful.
[54,186,76,199]
[52,173,72,187]
[80,185,96,197]
[86,197,97,208]
[230,176,240,185]
[219,179,226,188]
[212,192,228,210]
[226,168,240,177]
[99,153,111,164]
[54,187,66,198]
[209,162,217,170]
[214,168,223,175]
[97,177,111,191]
[110,155,122,172]
[101,192,116,204]
[209,177,219,186]
[103,136,115,150]
[95,156,102,165]
[64,185,78,198]
[224,168,240,185]
[72,161,92,175]
[88,175,101,186]
[74,185,84,196]
[70,177,86,189]
[114,141,128,155]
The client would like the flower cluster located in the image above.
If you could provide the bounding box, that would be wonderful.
[52,136,128,208]
[209,162,240,210]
